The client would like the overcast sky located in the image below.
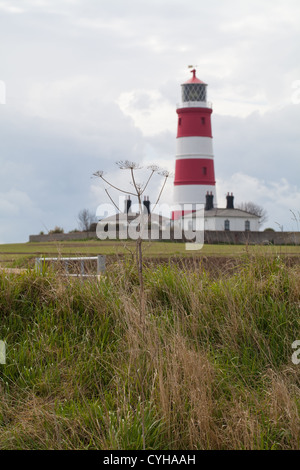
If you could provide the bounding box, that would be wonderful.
[1,0,300,242]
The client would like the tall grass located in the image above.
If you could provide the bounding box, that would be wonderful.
[0,254,299,449]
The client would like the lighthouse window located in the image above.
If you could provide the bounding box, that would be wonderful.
[202,166,207,175]
[224,220,230,231]
[201,117,206,125]
[178,117,182,126]
[182,83,207,102]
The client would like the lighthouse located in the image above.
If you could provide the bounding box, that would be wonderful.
[172,69,216,219]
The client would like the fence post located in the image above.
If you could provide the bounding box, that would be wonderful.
[0,341,6,364]
[35,258,42,273]
[80,259,85,276]
[97,255,106,274]
[64,260,69,274]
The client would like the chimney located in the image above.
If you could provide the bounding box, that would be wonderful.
[226,192,234,209]
[205,191,214,210]
[124,195,132,214]
[143,196,151,215]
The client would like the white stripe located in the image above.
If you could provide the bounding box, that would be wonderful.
[173,184,217,205]
[175,155,214,160]
[176,136,214,157]
[177,101,212,109]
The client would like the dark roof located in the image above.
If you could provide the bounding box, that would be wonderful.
[203,208,259,218]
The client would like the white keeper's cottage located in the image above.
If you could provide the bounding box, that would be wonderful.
[180,193,260,232]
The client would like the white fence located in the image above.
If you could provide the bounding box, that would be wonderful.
[35,255,106,277]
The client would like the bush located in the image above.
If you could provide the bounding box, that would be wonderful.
[49,226,64,234]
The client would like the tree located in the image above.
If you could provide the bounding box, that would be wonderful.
[237,201,268,226]
[77,208,96,232]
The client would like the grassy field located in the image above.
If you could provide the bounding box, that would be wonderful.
[1,239,300,269]
[0,250,299,449]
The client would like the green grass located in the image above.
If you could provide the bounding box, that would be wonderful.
[1,240,300,269]
[0,253,299,449]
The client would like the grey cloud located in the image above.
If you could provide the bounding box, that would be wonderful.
[0,101,145,241]
[213,104,300,185]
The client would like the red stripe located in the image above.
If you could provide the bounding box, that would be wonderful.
[174,158,215,186]
[177,107,212,138]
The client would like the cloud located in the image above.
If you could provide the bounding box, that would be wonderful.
[213,104,300,187]
[117,89,175,136]
[0,1,23,13]
[0,188,42,243]
[0,188,35,216]
[0,96,146,241]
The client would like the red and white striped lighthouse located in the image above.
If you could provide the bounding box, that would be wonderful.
[172,69,216,219]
